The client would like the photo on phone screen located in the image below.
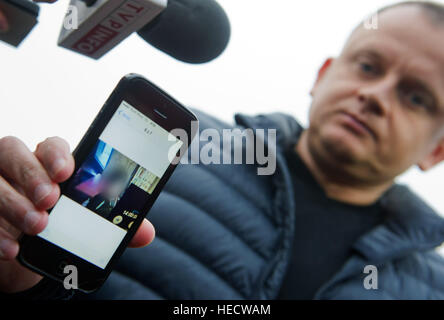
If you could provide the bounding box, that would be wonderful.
[37,100,183,269]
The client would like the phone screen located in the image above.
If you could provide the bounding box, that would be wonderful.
[38,100,183,269]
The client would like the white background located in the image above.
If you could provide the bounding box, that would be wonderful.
[0,0,443,219]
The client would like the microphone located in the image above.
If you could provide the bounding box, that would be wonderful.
[137,0,231,64]
[58,0,168,59]
[58,0,231,63]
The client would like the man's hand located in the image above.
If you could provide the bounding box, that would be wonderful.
[0,136,155,293]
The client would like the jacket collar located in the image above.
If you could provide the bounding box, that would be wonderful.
[235,112,444,264]
[353,185,444,263]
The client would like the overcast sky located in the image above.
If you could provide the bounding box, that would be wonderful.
[1,0,444,224]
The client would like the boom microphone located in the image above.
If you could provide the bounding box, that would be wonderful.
[137,0,231,64]
[58,0,231,63]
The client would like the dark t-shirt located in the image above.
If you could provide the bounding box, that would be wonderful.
[277,145,386,299]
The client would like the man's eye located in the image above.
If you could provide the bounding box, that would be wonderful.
[398,80,437,112]
[409,93,424,105]
[358,61,378,75]
[401,89,433,111]
[406,91,429,108]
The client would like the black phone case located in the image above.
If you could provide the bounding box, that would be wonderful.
[17,74,198,292]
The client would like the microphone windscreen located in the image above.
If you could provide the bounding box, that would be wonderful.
[137,0,230,64]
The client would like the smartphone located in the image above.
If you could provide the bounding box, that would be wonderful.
[18,74,198,292]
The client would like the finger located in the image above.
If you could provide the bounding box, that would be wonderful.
[34,137,75,183]
[0,136,59,210]
[0,175,48,235]
[0,216,21,239]
[0,228,19,260]
[0,10,9,33]
[128,219,155,248]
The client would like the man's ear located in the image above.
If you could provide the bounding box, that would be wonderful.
[417,140,444,171]
[310,57,335,97]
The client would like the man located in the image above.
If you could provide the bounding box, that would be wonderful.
[2,0,444,299]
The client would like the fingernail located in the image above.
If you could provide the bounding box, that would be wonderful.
[34,183,53,204]
[0,238,16,259]
[24,210,42,232]
[52,158,66,177]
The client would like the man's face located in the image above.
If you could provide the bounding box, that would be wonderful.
[308,6,444,185]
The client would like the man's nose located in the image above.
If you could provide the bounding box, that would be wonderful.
[356,75,396,116]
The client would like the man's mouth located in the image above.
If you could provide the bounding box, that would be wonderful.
[338,111,377,140]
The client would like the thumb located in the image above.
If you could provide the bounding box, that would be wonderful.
[128,219,155,248]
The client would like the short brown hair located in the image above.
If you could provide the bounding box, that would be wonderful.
[377,1,444,26]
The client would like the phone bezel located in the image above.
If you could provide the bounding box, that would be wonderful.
[17,74,197,293]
